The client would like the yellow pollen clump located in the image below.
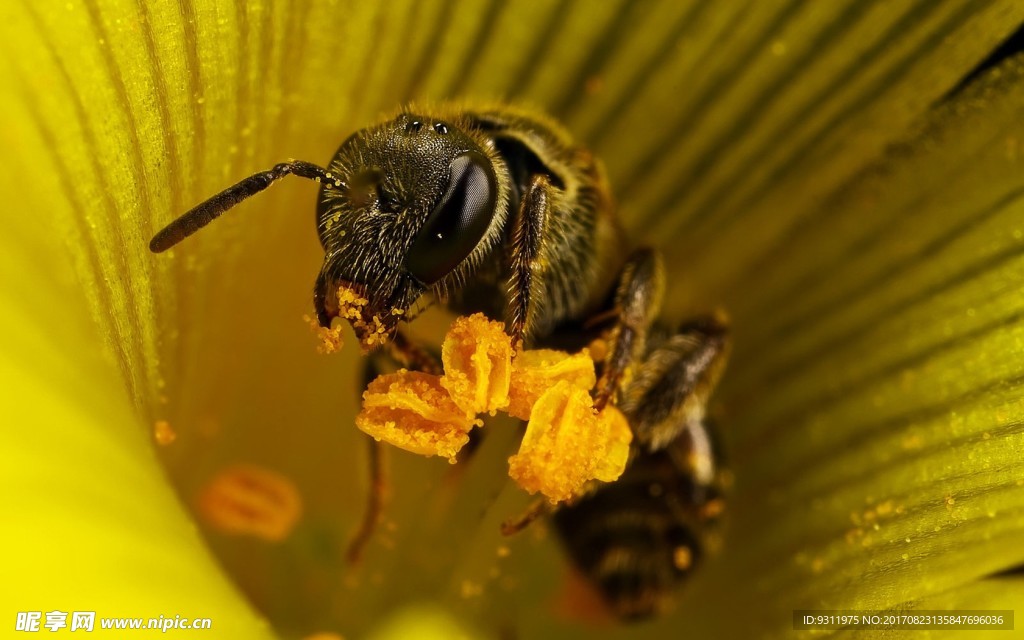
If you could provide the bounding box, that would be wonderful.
[356,370,481,461]
[586,335,609,362]
[507,348,596,420]
[355,314,632,502]
[336,285,368,320]
[508,381,631,503]
[441,313,513,416]
[592,406,632,482]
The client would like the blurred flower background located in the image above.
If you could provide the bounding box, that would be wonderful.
[3,0,1024,638]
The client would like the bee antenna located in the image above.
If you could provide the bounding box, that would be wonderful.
[149,160,347,253]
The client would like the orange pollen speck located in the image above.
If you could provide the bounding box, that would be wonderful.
[673,546,693,570]
[153,419,176,446]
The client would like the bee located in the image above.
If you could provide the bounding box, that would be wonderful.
[150,103,730,620]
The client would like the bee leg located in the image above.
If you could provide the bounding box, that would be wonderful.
[620,315,730,453]
[388,329,442,374]
[346,333,441,564]
[593,247,665,411]
[345,352,395,565]
[500,497,552,536]
[507,174,550,348]
[453,427,486,464]
[345,432,386,565]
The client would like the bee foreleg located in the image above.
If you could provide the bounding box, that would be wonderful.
[593,247,665,411]
[507,174,551,348]
[619,315,729,453]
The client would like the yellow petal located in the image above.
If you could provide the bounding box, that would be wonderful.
[0,250,272,636]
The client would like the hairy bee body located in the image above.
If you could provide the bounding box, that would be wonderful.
[150,101,728,621]
[450,107,626,340]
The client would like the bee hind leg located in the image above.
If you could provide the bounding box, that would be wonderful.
[592,247,665,411]
[345,432,386,564]
[500,497,552,536]
[619,314,729,453]
[549,318,730,618]
[346,331,443,564]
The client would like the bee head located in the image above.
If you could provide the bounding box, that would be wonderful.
[312,111,510,346]
[149,110,509,350]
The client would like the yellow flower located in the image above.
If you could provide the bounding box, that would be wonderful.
[3,1,1024,638]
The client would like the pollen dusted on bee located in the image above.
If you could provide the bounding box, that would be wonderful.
[353,313,632,502]
[306,315,344,353]
[672,546,693,571]
[334,285,390,350]
[308,285,394,353]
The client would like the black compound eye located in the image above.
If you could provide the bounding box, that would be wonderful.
[406,151,497,285]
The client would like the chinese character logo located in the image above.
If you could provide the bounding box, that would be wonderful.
[70,612,95,632]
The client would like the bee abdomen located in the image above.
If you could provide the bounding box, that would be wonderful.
[553,450,712,620]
